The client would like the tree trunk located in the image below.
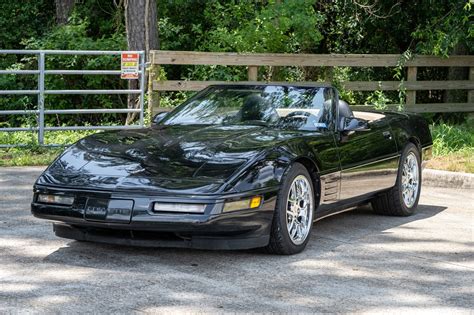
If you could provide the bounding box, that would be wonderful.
[124,0,158,124]
[55,0,75,25]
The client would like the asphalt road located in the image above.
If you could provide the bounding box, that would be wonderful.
[0,166,473,314]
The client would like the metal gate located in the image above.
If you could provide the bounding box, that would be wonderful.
[0,50,146,147]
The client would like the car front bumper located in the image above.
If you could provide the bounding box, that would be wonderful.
[31,185,278,250]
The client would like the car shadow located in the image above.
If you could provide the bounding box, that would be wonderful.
[43,203,448,267]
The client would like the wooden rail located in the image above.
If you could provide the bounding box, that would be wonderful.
[149,50,474,113]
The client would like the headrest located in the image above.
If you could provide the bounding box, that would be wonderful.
[338,100,353,119]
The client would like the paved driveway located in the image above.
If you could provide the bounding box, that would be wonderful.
[0,167,472,313]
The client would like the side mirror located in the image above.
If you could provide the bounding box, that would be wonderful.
[152,111,169,125]
[342,117,370,133]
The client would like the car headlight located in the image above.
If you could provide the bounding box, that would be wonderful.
[223,196,262,212]
[153,202,206,214]
[37,194,74,206]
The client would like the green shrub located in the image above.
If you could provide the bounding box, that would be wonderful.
[0,129,98,147]
[431,122,474,156]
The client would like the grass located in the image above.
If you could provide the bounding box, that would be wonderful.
[1,122,473,172]
[427,122,474,173]
[0,129,97,167]
[425,150,473,173]
[430,122,474,156]
[0,146,63,167]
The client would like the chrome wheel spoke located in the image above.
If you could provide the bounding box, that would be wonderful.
[401,152,419,208]
[288,217,296,231]
[296,224,303,239]
[290,223,298,238]
[299,216,307,229]
[285,174,314,245]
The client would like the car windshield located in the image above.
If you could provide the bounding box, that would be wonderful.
[161,85,336,131]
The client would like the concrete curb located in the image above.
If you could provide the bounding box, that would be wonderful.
[423,168,474,189]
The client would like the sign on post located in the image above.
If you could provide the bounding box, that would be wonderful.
[121,52,139,79]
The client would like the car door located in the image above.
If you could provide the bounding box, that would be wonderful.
[336,112,399,200]
[306,87,341,211]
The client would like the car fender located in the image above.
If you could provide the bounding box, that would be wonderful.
[221,140,322,194]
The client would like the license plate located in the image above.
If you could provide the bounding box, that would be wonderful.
[84,198,109,221]
[84,198,134,223]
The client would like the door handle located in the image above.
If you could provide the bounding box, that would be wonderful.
[383,131,392,140]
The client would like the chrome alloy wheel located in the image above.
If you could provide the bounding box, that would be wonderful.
[286,175,314,245]
[401,152,419,208]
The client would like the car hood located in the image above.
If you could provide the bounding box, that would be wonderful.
[37,125,298,194]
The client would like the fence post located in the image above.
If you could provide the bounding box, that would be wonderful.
[326,66,334,83]
[248,66,258,81]
[147,51,154,118]
[469,67,474,104]
[37,52,45,145]
[406,66,417,107]
[148,51,161,118]
[139,51,145,127]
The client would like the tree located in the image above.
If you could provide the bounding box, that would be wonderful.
[55,0,75,25]
[124,0,158,123]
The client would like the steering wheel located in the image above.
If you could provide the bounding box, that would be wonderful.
[285,111,313,120]
[277,110,324,131]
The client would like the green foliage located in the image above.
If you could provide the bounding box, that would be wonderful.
[0,1,54,65]
[158,17,190,51]
[0,128,97,166]
[20,15,127,127]
[431,122,474,156]
[23,14,125,51]
[0,2,128,129]
[0,129,97,147]
[0,147,63,167]
[392,50,413,110]
[199,0,324,53]
[1,0,473,131]
[313,1,472,110]
[413,1,473,57]
[365,85,391,110]
[332,67,356,105]
[159,91,195,109]
[0,122,119,167]
[0,0,472,169]
[159,0,324,83]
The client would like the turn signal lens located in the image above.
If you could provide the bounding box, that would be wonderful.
[249,196,262,208]
[223,196,262,213]
[37,194,74,205]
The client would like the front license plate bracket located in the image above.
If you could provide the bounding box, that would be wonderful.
[84,198,133,223]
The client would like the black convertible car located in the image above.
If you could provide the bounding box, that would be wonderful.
[32,84,432,254]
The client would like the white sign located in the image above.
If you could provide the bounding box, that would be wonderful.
[121,52,139,79]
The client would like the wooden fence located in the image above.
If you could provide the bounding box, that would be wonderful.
[148,50,474,114]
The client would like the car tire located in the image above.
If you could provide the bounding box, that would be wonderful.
[265,162,315,255]
[371,143,421,216]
